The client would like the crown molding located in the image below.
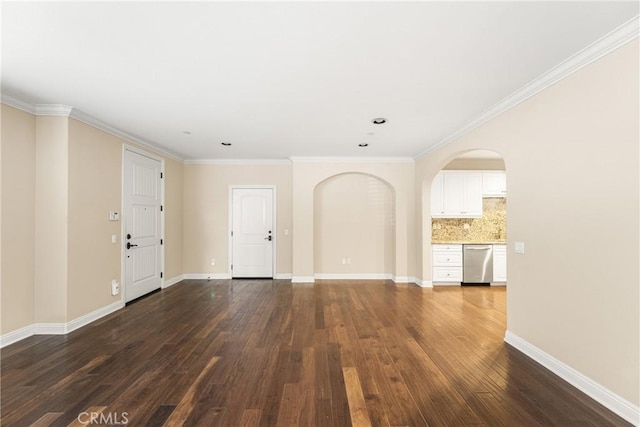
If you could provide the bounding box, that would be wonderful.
[416,14,640,160]
[69,108,184,162]
[35,104,74,117]
[184,158,292,165]
[0,93,37,114]
[289,156,415,164]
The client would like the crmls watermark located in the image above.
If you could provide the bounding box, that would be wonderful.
[77,412,129,425]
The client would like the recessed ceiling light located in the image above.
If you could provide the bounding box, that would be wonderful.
[358,143,369,147]
[371,118,387,124]
[221,142,232,146]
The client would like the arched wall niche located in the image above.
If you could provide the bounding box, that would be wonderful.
[313,172,396,278]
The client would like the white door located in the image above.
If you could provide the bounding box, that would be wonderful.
[123,149,163,302]
[231,188,274,278]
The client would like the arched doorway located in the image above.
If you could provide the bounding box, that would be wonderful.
[314,173,396,280]
[424,149,507,286]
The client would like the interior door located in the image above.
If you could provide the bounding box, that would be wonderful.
[123,149,162,302]
[231,188,274,278]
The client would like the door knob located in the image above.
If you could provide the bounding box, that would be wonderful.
[265,236,272,241]
[127,242,138,249]
[126,233,132,240]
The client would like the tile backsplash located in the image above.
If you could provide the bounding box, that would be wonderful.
[431,198,506,243]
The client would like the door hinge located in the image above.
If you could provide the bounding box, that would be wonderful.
[160,239,163,245]
[160,172,163,179]
[160,272,163,278]
[231,230,233,237]
[231,264,233,270]
[160,205,164,212]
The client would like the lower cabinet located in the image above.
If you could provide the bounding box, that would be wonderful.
[493,245,507,282]
[432,244,462,284]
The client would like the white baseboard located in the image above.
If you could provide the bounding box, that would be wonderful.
[504,330,640,426]
[65,300,125,334]
[291,276,315,283]
[163,274,184,288]
[314,273,391,280]
[274,273,292,280]
[183,273,232,280]
[433,282,461,286]
[1,300,125,347]
[414,279,433,288]
[391,275,420,284]
[0,324,36,348]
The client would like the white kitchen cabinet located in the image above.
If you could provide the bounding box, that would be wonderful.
[483,172,507,197]
[431,172,483,218]
[432,244,462,284]
[430,172,445,216]
[493,245,507,282]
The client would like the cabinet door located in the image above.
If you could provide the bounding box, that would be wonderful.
[463,173,483,216]
[430,173,445,216]
[493,245,507,282]
[443,173,465,215]
[483,172,507,197]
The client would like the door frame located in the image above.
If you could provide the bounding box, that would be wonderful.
[121,145,165,302]
[228,185,277,278]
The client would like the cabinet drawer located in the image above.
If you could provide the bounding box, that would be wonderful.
[433,267,462,282]
[432,244,462,252]
[432,252,462,266]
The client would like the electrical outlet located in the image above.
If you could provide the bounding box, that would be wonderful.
[463,223,470,230]
[342,258,346,265]
[111,280,120,296]
[210,258,216,266]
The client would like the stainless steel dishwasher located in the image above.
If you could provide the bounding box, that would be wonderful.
[463,245,493,284]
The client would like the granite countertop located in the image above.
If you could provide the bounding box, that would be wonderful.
[432,241,507,244]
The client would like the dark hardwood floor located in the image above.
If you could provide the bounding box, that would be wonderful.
[0,280,631,426]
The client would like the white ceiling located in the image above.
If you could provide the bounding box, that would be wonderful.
[2,2,638,161]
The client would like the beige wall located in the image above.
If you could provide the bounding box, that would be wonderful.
[292,161,415,280]
[416,41,639,404]
[34,115,69,323]
[182,163,293,275]
[164,158,184,280]
[443,157,505,170]
[314,173,395,275]
[1,110,185,333]
[1,105,36,333]
[67,120,123,319]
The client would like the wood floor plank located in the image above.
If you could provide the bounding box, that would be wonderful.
[342,367,372,427]
[0,280,632,427]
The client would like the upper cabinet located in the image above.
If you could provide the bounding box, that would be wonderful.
[482,172,507,197]
[431,171,483,218]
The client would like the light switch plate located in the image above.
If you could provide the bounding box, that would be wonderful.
[109,211,120,221]
[515,241,525,254]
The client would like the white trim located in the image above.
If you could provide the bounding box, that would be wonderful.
[35,104,73,117]
[183,273,232,280]
[34,323,67,335]
[1,301,126,347]
[289,156,414,163]
[70,109,184,162]
[185,158,291,165]
[275,273,293,280]
[291,276,315,283]
[504,331,640,426]
[163,274,184,288]
[0,324,36,348]
[65,300,125,334]
[314,273,392,280]
[414,279,433,288]
[433,282,461,286]
[416,15,640,159]
[391,275,418,283]
[229,185,277,279]
[1,93,37,114]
